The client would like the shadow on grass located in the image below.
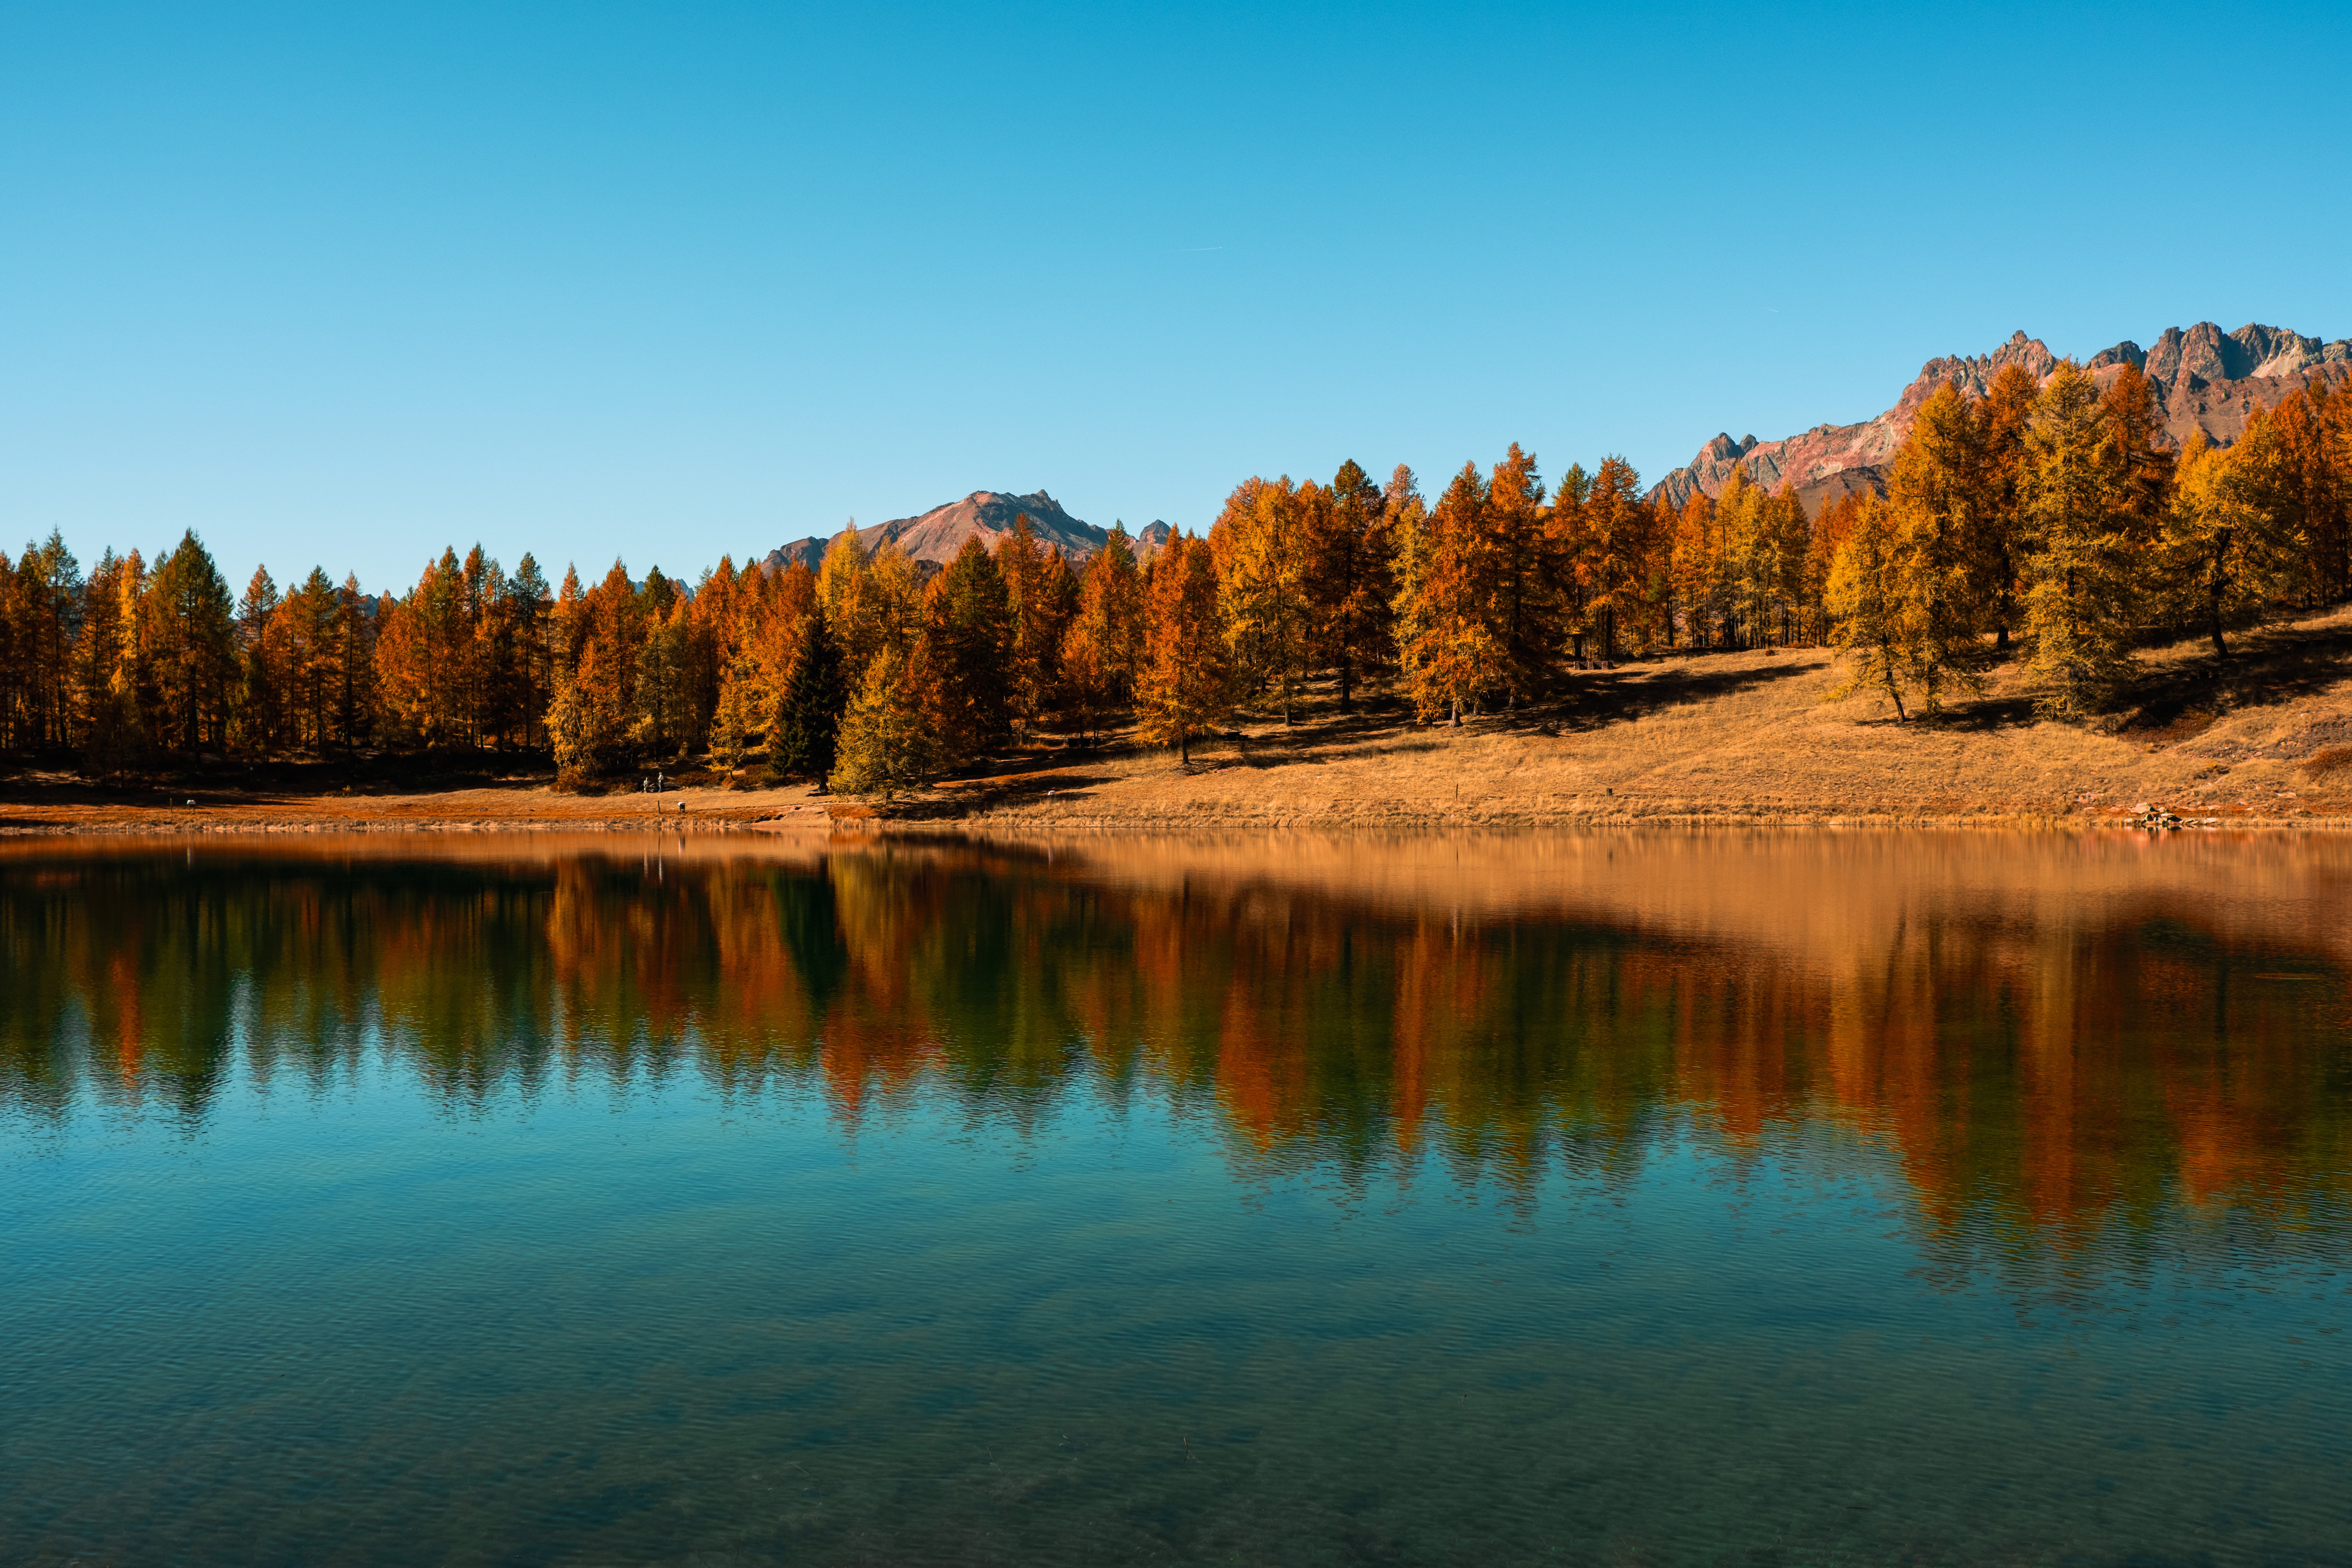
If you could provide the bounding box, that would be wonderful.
[2122,619,2352,731]
[887,771,1122,820]
[1544,655,1820,733]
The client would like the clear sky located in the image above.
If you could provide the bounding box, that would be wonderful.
[4,1,2348,593]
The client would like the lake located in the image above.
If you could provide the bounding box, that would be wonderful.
[4,829,2350,1566]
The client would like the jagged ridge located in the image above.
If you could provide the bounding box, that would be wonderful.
[1651,322,2352,514]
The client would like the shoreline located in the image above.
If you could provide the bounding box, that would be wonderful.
[8,615,2350,839]
[1,800,2340,837]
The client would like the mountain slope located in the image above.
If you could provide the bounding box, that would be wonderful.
[1650,322,2352,513]
[763,492,1172,573]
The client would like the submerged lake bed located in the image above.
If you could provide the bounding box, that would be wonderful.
[4,830,2351,1566]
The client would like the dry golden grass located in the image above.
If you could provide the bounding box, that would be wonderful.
[930,605,2352,830]
[6,607,2350,834]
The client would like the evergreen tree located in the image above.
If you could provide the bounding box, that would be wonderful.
[145,530,237,755]
[237,565,283,752]
[633,588,690,762]
[768,601,848,782]
[916,537,1014,765]
[1304,458,1397,711]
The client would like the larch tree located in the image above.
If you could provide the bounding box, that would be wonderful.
[997,514,1072,741]
[1669,489,1726,650]
[1303,459,1397,711]
[1059,525,1145,749]
[236,565,283,752]
[1885,381,1993,714]
[633,572,690,762]
[1395,463,1502,726]
[1483,443,1556,704]
[1135,534,1232,763]
[829,644,942,800]
[144,531,236,755]
[916,537,1014,766]
[2021,361,2143,718]
[2163,431,2293,658]
[1826,497,1912,721]
[1973,362,2040,650]
[1563,457,1654,664]
[1210,477,1312,723]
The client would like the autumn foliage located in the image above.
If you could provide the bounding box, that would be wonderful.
[6,372,2351,786]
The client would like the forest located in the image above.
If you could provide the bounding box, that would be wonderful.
[1,361,2347,799]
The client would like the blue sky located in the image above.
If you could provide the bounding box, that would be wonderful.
[4,2,2348,592]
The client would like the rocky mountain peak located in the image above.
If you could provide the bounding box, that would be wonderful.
[1650,319,2351,514]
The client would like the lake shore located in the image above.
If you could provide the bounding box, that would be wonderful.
[8,612,2351,835]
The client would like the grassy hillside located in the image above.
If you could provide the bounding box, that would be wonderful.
[916,606,2352,829]
[7,608,2348,833]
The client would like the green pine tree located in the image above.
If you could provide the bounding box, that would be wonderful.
[769,603,848,784]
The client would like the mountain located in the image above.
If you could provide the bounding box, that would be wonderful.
[1650,322,2352,514]
[762,491,1174,574]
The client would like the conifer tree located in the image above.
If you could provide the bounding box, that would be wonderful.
[1135,534,1232,762]
[77,550,141,777]
[997,515,1073,740]
[1974,363,2040,650]
[1885,382,1993,713]
[330,574,376,754]
[550,638,624,786]
[830,645,942,800]
[817,523,886,687]
[768,600,848,782]
[1395,463,1501,725]
[508,555,554,749]
[237,565,283,752]
[2022,362,2143,717]
[1571,456,1658,661]
[145,530,236,755]
[1304,458,1397,710]
[1800,493,1862,646]
[1826,498,1911,720]
[2163,430,2293,658]
[1669,489,1726,650]
[1059,527,1143,749]
[633,584,689,761]
[1484,443,1557,702]
[916,537,1013,765]
[1210,477,1312,722]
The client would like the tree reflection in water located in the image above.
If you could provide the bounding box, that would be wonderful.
[5,830,2350,1277]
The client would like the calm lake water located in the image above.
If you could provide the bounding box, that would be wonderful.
[4,830,2351,1567]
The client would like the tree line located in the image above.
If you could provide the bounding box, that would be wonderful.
[3,364,2347,792]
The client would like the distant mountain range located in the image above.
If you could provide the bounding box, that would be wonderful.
[1650,321,2352,514]
[763,490,1174,574]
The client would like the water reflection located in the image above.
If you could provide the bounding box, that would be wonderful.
[7,831,2349,1270]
